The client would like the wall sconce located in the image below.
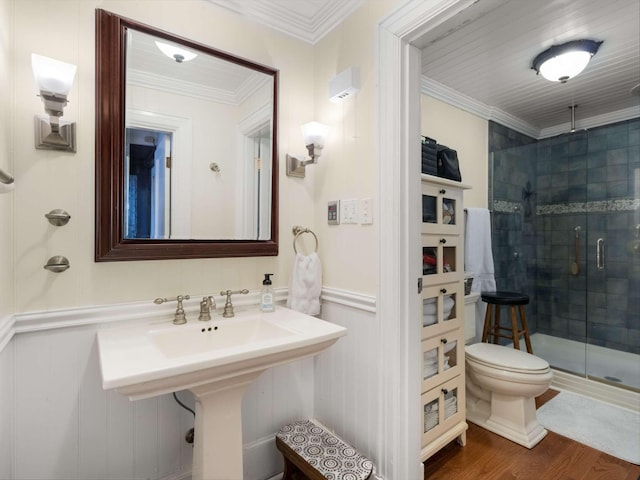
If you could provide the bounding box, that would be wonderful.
[286,121,329,178]
[32,54,77,152]
[531,39,602,83]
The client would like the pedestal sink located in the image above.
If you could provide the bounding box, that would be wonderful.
[97,307,347,480]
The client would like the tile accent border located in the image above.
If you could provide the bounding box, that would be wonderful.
[494,199,639,215]
[536,199,640,215]
[493,200,522,213]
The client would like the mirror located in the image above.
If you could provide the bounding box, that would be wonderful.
[95,9,279,261]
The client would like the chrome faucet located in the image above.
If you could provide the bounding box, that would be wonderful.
[220,289,249,318]
[154,294,190,325]
[198,296,216,321]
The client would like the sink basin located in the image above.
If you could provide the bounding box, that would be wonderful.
[97,306,346,480]
[149,316,296,358]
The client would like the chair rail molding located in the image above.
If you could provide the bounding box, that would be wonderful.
[2,286,376,344]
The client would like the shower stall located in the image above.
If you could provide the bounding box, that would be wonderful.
[489,119,640,393]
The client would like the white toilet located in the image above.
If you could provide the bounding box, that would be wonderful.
[465,342,553,448]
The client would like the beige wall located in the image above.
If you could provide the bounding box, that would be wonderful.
[421,94,489,208]
[12,0,318,313]
[0,0,14,320]
[311,0,401,294]
[9,0,409,313]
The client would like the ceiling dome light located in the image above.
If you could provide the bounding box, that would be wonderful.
[531,39,602,83]
[155,41,198,63]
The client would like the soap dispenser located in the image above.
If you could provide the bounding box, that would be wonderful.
[260,274,274,312]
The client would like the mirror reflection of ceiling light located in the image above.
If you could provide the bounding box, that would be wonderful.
[155,41,198,63]
[531,39,602,83]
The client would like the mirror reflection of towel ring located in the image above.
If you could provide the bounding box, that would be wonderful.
[292,226,318,254]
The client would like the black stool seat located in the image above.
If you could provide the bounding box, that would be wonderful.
[480,291,533,353]
[481,291,529,305]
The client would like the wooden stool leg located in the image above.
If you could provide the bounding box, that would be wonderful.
[492,306,500,344]
[519,304,533,354]
[509,306,520,350]
[281,456,294,480]
[482,304,493,342]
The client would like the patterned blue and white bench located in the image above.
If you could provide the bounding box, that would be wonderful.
[276,419,373,480]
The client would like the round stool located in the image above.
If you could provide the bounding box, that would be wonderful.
[481,291,533,354]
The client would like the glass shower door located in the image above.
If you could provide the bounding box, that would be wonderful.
[584,120,640,391]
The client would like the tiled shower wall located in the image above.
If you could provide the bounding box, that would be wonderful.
[489,121,538,331]
[489,119,640,355]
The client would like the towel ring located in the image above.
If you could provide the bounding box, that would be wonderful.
[292,226,318,254]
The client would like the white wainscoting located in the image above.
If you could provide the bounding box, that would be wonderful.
[314,288,379,468]
[0,335,14,480]
[0,288,374,480]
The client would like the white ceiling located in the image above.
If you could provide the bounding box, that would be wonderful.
[209,0,640,138]
[418,0,640,138]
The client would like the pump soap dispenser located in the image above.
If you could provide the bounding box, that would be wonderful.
[260,274,274,312]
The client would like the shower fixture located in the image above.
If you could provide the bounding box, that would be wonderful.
[569,105,578,132]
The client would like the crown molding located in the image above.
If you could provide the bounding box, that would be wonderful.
[537,106,640,138]
[128,69,236,104]
[421,76,540,138]
[127,68,270,106]
[206,0,364,45]
[421,76,639,140]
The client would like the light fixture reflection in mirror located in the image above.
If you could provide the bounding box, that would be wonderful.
[95,8,279,261]
[155,41,198,63]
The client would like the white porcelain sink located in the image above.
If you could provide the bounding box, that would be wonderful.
[97,307,346,480]
[149,316,296,358]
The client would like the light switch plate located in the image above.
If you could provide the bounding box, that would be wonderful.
[340,199,358,224]
[359,198,373,224]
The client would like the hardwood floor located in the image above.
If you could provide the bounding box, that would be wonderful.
[424,390,640,480]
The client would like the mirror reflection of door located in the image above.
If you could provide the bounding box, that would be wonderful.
[125,127,172,239]
[239,125,271,240]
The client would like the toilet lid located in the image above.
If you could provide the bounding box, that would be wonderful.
[466,343,549,373]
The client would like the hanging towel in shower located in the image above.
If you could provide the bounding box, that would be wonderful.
[465,208,497,340]
[287,252,322,316]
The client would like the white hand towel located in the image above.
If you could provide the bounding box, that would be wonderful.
[287,252,322,315]
[465,208,497,340]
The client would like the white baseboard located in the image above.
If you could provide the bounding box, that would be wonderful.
[551,369,640,412]
[160,470,191,480]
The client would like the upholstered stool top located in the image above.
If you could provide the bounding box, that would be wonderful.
[276,419,373,480]
[481,291,529,305]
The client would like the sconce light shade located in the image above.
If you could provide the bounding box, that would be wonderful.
[32,53,77,152]
[32,54,76,99]
[286,121,329,178]
[155,41,198,63]
[531,39,602,83]
[301,121,329,147]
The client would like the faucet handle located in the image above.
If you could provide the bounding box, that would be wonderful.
[153,294,190,324]
[220,289,249,318]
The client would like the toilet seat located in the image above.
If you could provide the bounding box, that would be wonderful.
[466,343,549,374]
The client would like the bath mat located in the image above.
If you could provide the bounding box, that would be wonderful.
[537,390,640,465]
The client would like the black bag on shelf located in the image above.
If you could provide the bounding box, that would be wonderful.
[436,145,462,182]
[421,136,437,175]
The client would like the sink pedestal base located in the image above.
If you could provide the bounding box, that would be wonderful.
[190,371,263,480]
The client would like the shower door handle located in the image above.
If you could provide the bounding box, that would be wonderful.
[596,238,605,270]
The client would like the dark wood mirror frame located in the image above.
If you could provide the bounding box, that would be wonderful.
[95,9,279,261]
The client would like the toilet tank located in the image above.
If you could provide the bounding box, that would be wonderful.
[464,292,480,344]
